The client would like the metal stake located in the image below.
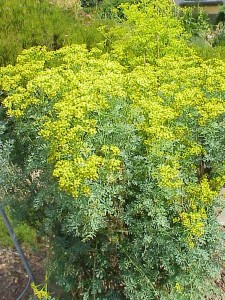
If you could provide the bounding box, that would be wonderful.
[0,207,37,299]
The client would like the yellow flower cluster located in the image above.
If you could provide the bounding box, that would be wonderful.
[173,207,207,247]
[175,282,184,293]
[200,176,218,204]
[101,145,121,156]
[155,162,183,189]
[183,176,218,207]
[0,45,126,198]
[31,282,50,300]
[53,155,105,197]
[104,0,190,67]
[180,208,207,238]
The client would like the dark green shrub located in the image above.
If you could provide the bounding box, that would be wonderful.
[81,0,99,7]
[215,5,225,24]
[97,0,138,18]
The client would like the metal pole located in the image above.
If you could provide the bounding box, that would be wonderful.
[0,208,37,299]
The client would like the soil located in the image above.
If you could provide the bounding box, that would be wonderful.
[0,247,46,300]
[215,269,225,298]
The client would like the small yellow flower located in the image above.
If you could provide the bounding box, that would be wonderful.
[31,282,50,300]
[175,282,183,293]
[110,145,120,156]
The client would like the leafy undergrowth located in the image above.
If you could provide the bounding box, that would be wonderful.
[0,206,37,249]
[0,246,224,300]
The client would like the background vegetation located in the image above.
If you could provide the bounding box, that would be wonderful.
[0,0,104,66]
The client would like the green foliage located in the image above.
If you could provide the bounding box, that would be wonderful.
[212,22,225,46]
[81,0,99,7]
[0,0,103,66]
[179,6,211,37]
[95,0,139,19]
[192,42,225,61]
[0,209,37,248]
[0,216,13,247]
[215,5,225,24]
[99,0,191,68]
[0,102,37,249]
[0,0,225,299]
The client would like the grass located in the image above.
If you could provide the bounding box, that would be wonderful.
[0,208,37,249]
[190,36,225,61]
